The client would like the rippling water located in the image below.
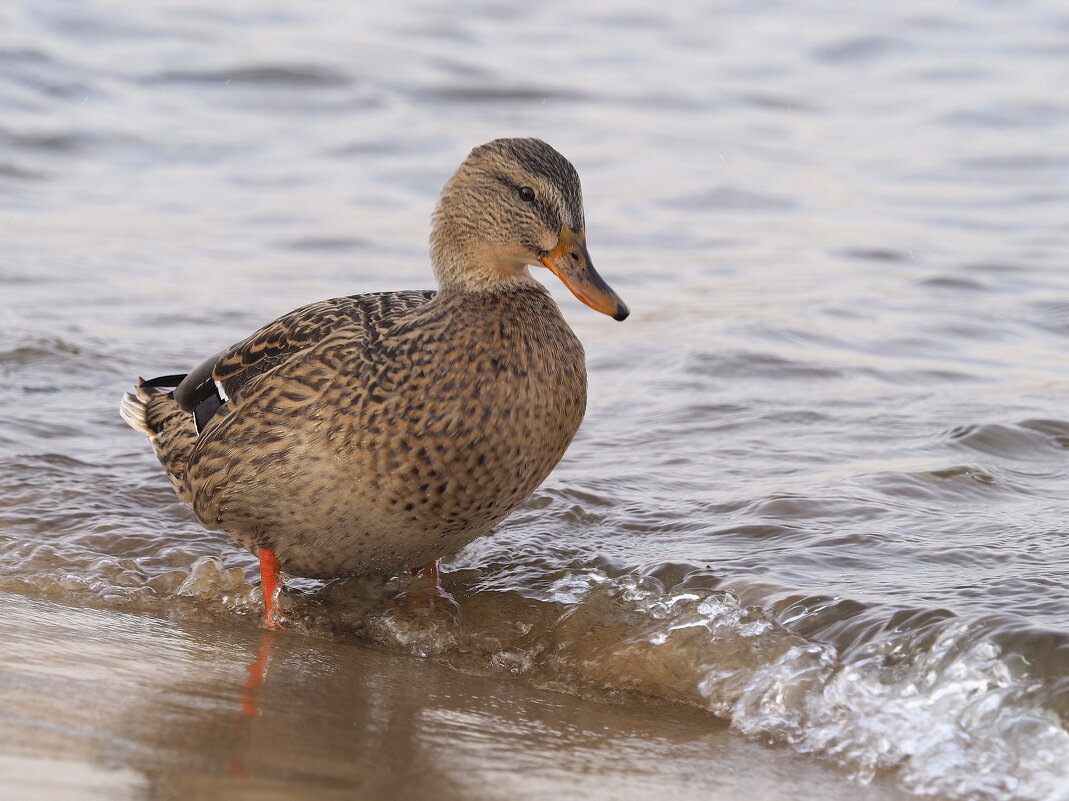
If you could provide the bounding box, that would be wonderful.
[2,1,1069,799]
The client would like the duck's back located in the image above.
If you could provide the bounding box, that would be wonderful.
[126,290,434,504]
[182,281,586,578]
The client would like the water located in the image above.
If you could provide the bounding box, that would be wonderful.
[2,594,923,801]
[2,1,1068,799]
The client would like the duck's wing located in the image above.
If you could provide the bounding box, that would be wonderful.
[173,290,435,431]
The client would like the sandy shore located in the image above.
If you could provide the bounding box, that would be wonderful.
[0,591,915,801]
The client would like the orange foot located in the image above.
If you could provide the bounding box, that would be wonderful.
[259,548,285,631]
[405,560,461,623]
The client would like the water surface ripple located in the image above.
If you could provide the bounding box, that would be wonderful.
[2,2,1068,800]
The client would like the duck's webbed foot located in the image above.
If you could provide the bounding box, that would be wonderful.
[404,560,461,623]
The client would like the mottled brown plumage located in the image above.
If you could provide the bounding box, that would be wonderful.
[121,138,628,587]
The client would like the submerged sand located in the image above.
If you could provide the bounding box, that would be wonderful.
[0,591,917,801]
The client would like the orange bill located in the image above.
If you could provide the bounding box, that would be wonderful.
[539,226,629,321]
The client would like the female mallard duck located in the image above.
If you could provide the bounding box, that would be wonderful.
[120,138,628,628]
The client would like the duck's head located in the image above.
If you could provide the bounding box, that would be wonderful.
[431,138,629,321]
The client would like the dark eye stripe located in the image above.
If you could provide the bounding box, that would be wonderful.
[492,174,563,233]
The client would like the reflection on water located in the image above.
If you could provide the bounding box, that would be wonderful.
[2,0,1069,799]
[0,593,913,801]
[235,630,273,721]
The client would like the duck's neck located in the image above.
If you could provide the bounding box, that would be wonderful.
[431,251,538,296]
[429,198,539,294]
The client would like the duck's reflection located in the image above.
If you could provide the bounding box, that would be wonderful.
[229,630,276,778]
[214,623,436,797]
[240,630,275,718]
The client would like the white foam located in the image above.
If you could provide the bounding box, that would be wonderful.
[584,578,1069,801]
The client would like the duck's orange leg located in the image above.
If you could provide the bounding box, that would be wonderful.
[407,559,460,620]
[259,548,283,630]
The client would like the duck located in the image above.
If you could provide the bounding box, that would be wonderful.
[120,138,629,629]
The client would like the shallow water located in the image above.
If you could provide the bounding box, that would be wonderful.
[2,1,1069,799]
[1,592,915,801]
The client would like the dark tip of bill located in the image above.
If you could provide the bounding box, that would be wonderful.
[613,303,630,321]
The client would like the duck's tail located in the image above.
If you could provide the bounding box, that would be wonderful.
[120,376,199,508]
[120,381,157,437]
[120,375,185,436]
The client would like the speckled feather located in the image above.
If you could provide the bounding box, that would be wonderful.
[121,139,607,580]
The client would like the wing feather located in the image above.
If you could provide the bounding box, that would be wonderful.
[172,290,435,420]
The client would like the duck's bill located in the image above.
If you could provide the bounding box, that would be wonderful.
[539,226,630,321]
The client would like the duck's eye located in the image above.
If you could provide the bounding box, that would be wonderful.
[519,186,536,202]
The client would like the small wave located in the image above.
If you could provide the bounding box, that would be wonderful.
[416,84,588,104]
[3,459,1067,801]
[280,235,370,252]
[0,337,84,366]
[0,128,82,153]
[1025,300,1069,338]
[0,336,108,385]
[687,349,841,381]
[663,186,796,212]
[139,559,1069,801]
[918,275,990,292]
[865,464,1031,504]
[0,162,46,180]
[840,247,913,263]
[734,91,819,112]
[145,65,351,88]
[1018,419,1069,449]
[941,102,1069,131]
[957,153,1069,174]
[943,421,1069,461]
[813,35,906,64]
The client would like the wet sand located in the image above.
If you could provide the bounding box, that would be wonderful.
[0,591,916,801]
